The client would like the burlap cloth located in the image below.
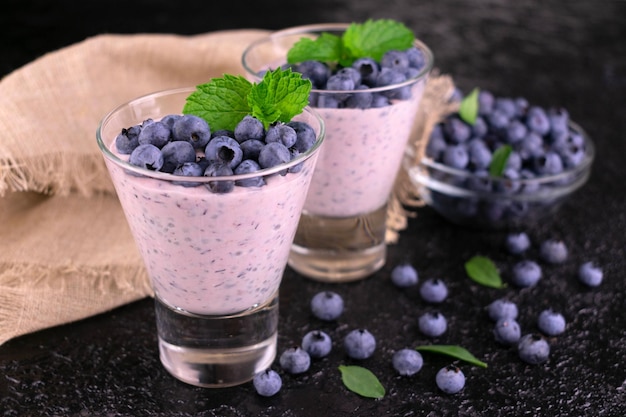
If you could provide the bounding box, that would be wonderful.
[0,29,456,346]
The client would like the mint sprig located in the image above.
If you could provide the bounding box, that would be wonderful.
[415,345,488,368]
[183,68,312,131]
[489,144,513,177]
[465,255,506,289]
[459,87,479,125]
[287,19,415,67]
[338,365,385,399]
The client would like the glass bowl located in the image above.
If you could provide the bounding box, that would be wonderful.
[406,121,595,229]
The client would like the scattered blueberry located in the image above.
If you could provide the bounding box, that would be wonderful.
[505,232,531,255]
[537,309,566,336]
[435,365,465,394]
[578,261,603,287]
[487,299,519,321]
[517,333,550,364]
[511,260,542,287]
[419,278,448,303]
[279,346,311,374]
[344,329,377,360]
[310,291,344,321]
[301,330,332,359]
[540,239,568,264]
[390,263,419,288]
[392,348,423,376]
[253,369,282,397]
[418,311,447,337]
[493,317,522,345]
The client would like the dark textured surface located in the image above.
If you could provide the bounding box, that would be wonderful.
[2,1,626,416]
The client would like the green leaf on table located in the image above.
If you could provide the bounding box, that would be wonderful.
[465,255,506,289]
[338,365,385,399]
[489,144,513,177]
[415,345,488,368]
[458,87,479,125]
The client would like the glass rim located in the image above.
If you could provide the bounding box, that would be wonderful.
[241,22,435,95]
[96,86,326,184]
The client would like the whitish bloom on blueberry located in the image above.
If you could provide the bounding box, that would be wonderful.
[518,333,550,364]
[419,278,449,303]
[310,291,344,321]
[391,263,419,288]
[540,239,568,264]
[436,365,465,394]
[253,369,282,397]
[493,318,522,345]
[418,311,447,338]
[487,299,518,321]
[279,346,311,374]
[301,330,332,359]
[505,232,531,255]
[537,309,566,336]
[578,261,603,287]
[344,329,376,360]
[392,349,423,376]
[511,260,542,287]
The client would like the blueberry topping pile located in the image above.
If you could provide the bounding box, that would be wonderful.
[421,89,593,227]
[286,46,426,110]
[115,114,316,193]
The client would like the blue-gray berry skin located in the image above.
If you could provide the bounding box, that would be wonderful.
[392,349,423,376]
[239,139,265,161]
[442,144,469,169]
[203,162,234,194]
[205,136,243,169]
[253,369,282,397]
[234,115,265,142]
[493,318,522,345]
[351,57,379,86]
[172,162,204,187]
[419,278,448,303]
[487,299,519,321]
[381,50,409,71]
[436,365,465,394]
[115,125,141,154]
[234,159,265,188]
[129,144,164,171]
[258,142,291,170]
[301,330,332,359]
[391,263,419,288]
[518,333,550,364]
[511,260,542,287]
[172,114,211,149]
[578,261,603,287]
[537,309,566,336]
[265,123,298,148]
[418,311,447,337]
[160,140,196,173]
[138,120,171,148]
[505,232,531,255]
[540,239,568,264]
[287,121,317,153]
[310,291,344,321]
[279,346,311,374]
[344,329,376,360]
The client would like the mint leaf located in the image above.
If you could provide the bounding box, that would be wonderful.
[342,19,415,64]
[459,87,479,125]
[489,144,513,177]
[183,74,253,131]
[338,365,385,399]
[287,32,343,65]
[415,345,488,368]
[248,68,312,130]
[465,255,506,289]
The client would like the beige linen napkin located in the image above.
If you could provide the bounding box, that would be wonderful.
[0,28,455,346]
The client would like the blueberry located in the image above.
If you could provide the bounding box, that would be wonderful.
[234,115,265,142]
[172,114,211,149]
[316,94,341,108]
[371,94,390,107]
[494,97,517,119]
[115,125,141,154]
[172,162,204,187]
[301,330,332,359]
[419,278,448,303]
[381,50,409,71]
[258,142,291,170]
[138,120,171,148]
[517,333,550,364]
[547,107,570,137]
[294,60,330,88]
[392,348,423,376]
[537,309,566,336]
[505,232,531,255]
[443,117,472,143]
[504,150,523,171]
[336,67,362,86]
[418,311,447,337]
[160,114,182,129]
[533,152,564,176]
[239,139,265,161]
[326,73,355,99]
[425,131,447,160]
[478,90,495,115]
[472,116,489,137]
[517,132,545,160]
[493,317,522,345]
[539,239,568,264]
[578,261,603,287]
[442,144,469,169]
[505,119,528,144]
[205,136,243,169]
[467,139,492,170]
[345,85,374,109]
[128,144,164,171]
[265,123,297,148]
[487,109,510,131]
[406,46,426,70]
[344,329,376,360]
[390,263,419,288]
[160,140,196,173]
[487,299,518,321]
[514,97,529,116]
[253,369,282,397]
[234,159,265,187]
[279,346,311,374]
[435,365,465,394]
[376,68,407,99]
[511,260,542,287]
[203,162,234,193]
[526,106,551,136]
[352,57,379,86]
[467,170,492,193]
[310,291,344,321]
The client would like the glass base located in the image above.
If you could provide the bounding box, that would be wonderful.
[154,294,278,388]
[288,243,386,283]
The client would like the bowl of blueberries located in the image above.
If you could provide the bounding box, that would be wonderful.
[407,89,595,229]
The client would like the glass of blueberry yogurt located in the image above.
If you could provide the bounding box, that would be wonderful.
[96,84,325,387]
[242,21,434,282]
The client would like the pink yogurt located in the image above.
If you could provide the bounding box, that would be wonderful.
[304,81,426,217]
[104,135,319,316]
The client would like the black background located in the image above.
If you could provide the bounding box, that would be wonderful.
[1,1,626,416]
